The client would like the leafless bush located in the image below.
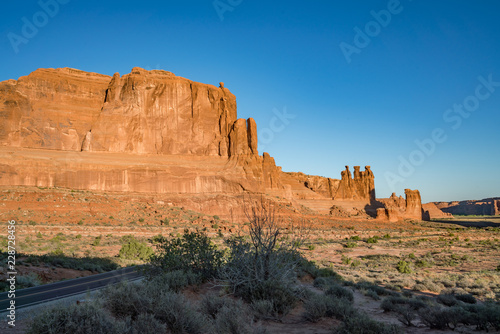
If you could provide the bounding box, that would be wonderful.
[219,197,308,317]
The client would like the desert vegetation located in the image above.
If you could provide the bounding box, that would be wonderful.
[2,189,499,332]
[23,199,500,333]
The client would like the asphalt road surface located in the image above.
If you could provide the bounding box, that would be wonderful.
[0,266,142,312]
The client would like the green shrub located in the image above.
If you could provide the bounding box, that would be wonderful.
[235,279,298,317]
[437,293,458,306]
[365,289,381,301]
[418,305,469,330]
[463,302,500,331]
[100,282,154,319]
[455,293,476,304]
[27,302,125,334]
[17,273,42,288]
[312,275,342,289]
[303,292,356,322]
[325,284,354,302]
[127,313,167,334]
[341,255,352,265]
[393,304,417,327]
[396,260,412,274]
[312,266,342,279]
[50,248,65,257]
[251,300,275,320]
[366,237,378,244]
[336,313,401,334]
[381,295,429,327]
[153,291,212,334]
[356,281,398,298]
[325,296,357,321]
[303,293,331,322]
[92,235,102,246]
[214,299,255,334]
[199,293,233,319]
[415,259,431,268]
[147,269,200,292]
[147,229,223,281]
[119,239,153,261]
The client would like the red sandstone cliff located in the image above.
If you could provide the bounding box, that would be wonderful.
[0,67,282,193]
[0,67,424,221]
[434,198,500,216]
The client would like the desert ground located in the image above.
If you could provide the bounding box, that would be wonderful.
[1,186,499,333]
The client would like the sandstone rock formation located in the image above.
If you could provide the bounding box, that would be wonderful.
[0,68,110,151]
[333,166,375,201]
[404,189,423,219]
[434,198,500,216]
[0,67,424,222]
[422,202,453,220]
[376,190,424,221]
[0,67,282,194]
[284,166,375,202]
[283,172,340,198]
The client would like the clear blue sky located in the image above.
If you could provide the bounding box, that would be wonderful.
[1,0,499,203]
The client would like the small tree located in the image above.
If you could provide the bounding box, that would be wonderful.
[119,239,153,261]
[146,229,224,281]
[220,197,308,316]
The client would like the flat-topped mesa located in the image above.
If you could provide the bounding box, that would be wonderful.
[0,67,283,194]
[333,165,375,201]
[0,67,260,158]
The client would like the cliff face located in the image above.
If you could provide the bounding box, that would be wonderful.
[434,198,500,216]
[0,68,110,151]
[0,67,423,221]
[0,67,281,194]
[89,68,241,156]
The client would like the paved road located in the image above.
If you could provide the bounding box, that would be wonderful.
[0,266,143,312]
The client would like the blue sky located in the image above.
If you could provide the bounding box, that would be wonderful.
[1,0,499,202]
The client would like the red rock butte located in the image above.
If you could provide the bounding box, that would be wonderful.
[0,67,425,220]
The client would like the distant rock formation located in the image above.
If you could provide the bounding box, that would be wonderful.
[434,198,500,216]
[404,189,423,219]
[376,190,424,221]
[333,165,375,201]
[284,165,375,202]
[422,202,453,220]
